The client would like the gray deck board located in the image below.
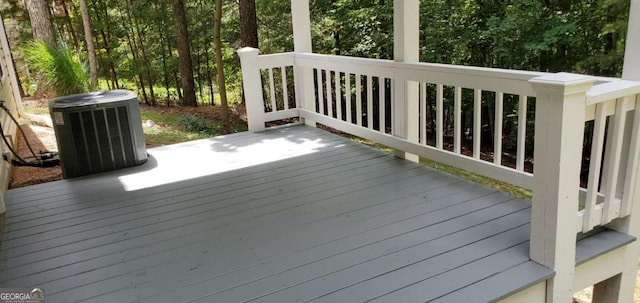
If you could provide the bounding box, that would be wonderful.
[429,261,554,303]
[575,228,636,265]
[0,124,607,302]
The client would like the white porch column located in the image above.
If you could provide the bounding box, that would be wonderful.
[291,0,312,53]
[529,73,595,303]
[392,0,419,162]
[291,0,316,128]
[622,0,640,80]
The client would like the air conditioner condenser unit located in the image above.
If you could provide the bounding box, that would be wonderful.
[49,90,148,178]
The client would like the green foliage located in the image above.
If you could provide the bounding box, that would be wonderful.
[140,108,247,147]
[4,0,632,105]
[417,0,629,76]
[256,0,294,53]
[140,109,184,126]
[21,40,88,96]
[143,129,212,147]
[178,115,223,135]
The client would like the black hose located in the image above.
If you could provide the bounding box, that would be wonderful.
[0,101,59,167]
[0,103,39,159]
[0,118,30,164]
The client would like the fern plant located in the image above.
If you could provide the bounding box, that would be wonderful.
[22,40,89,96]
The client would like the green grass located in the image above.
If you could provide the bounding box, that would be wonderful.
[139,109,184,126]
[347,134,532,200]
[143,129,213,147]
[419,158,532,200]
[139,107,247,147]
[23,104,50,116]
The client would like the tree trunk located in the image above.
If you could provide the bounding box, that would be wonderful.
[172,0,198,107]
[154,1,171,103]
[93,0,119,88]
[57,0,79,49]
[101,29,119,89]
[167,37,182,102]
[214,0,229,129]
[203,36,215,106]
[78,0,98,89]
[131,5,156,106]
[25,0,56,47]
[239,0,258,48]
[118,0,148,104]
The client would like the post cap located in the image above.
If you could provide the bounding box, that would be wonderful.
[529,72,595,96]
[237,47,260,56]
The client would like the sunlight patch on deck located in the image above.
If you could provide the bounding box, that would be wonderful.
[118,132,330,191]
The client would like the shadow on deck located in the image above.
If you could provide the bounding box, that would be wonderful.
[0,125,572,302]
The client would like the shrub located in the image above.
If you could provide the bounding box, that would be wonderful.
[178,115,222,135]
[22,40,89,96]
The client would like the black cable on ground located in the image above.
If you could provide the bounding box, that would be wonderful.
[0,103,39,159]
[0,101,60,167]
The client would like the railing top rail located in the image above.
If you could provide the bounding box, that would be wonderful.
[251,50,638,110]
[294,52,547,78]
[292,53,547,96]
[254,52,295,69]
[586,80,640,105]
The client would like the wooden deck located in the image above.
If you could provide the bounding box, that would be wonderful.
[1,125,558,302]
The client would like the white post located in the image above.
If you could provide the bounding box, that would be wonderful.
[392,0,419,162]
[237,47,266,132]
[622,0,640,80]
[291,0,316,128]
[529,73,595,303]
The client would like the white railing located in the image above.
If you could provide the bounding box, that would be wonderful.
[237,49,298,131]
[579,81,640,232]
[238,47,640,236]
[294,54,542,189]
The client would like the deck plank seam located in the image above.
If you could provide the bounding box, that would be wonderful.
[4,134,370,212]
[4,127,339,199]
[1,156,421,249]
[0,166,440,280]
[235,224,531,303]
[2,150,396,233]
[1,185,520,294]
[118,199,530,303]
[3,169,440,262]
[152,206,533,303]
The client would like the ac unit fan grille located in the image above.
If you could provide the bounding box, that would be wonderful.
[67,106,136,175]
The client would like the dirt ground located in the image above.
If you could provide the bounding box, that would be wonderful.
[9,124,62,188]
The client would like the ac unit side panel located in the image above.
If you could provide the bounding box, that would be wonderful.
[124,100,147,164]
